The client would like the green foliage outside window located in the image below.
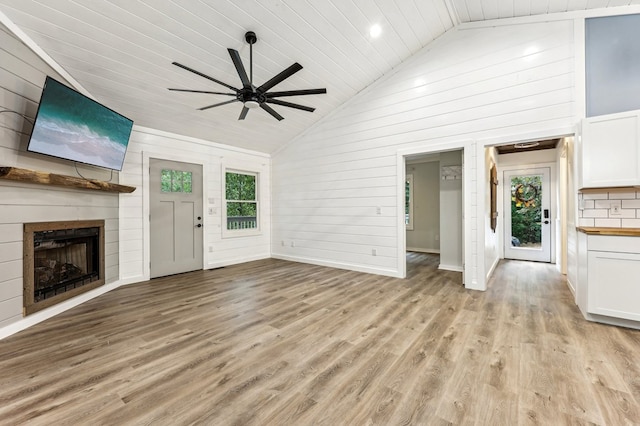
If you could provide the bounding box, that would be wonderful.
[161,169,192,193]
[225,171,258,230]
[510,175,542,245]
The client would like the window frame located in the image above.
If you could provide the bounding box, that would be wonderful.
[405,174,414,230]
[222,168,260,238]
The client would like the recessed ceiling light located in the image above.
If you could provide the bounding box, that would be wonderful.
[370,24,382,38]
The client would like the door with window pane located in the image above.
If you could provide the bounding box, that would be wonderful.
[150,159,203,278]
[503,167,551,262]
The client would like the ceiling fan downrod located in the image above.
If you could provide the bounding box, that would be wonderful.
[245,31,257,87]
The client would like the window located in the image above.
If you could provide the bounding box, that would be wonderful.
[224,170,258,233]
[405,174,414,230]
[161,169,192,193]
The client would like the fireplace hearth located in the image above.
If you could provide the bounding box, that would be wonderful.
[24,220,105,315]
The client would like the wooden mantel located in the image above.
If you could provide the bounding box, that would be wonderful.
[0,166,136,193]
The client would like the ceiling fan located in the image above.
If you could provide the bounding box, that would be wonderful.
[169,31,327,121]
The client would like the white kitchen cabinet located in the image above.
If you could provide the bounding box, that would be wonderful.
[577,230,640,326]
[581,110,640,188]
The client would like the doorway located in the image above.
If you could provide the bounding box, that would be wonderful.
[149,158,204,278]
[503,167,551,262]
[404,149,465,283]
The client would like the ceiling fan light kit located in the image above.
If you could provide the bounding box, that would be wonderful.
[169,31,326,121]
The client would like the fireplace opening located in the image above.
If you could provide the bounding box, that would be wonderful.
[24,220,105,315]
[33,227,100,301]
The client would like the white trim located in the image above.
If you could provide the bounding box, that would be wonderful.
[142,151,208,281]
[207,254,270,270]
[574,18,586,121]
[438,264,464,273]
[397,139,475,289]
[0,10,92,97]
[0,280,124,341]
[443,0,461,26]
[222,167,261,238]
[133,125,270,158]
[457,6,640,31]
[486,255,500,281]
[272,254,402,278]
[407,247,440,254]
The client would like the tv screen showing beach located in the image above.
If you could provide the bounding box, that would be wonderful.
[27,77,133,171]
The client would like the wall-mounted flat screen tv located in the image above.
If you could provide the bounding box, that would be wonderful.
[27,76,134,171]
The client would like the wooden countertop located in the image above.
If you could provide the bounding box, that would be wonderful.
[577,227,640,236]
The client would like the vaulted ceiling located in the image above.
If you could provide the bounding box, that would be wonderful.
[0,1,637,153]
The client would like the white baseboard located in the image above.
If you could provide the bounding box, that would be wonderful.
[0,279,125,341]
[406,247,440,254]
[271,254,401,278]
[485,256,500,281]
[438,263,464,272]
[206,254,270,270]
[566,277,576,297]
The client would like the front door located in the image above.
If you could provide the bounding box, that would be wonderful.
[150,159,203,278]
[503,167,551,262]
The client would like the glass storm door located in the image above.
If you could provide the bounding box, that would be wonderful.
[503,167,551,262]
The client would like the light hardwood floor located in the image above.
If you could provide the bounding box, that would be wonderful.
[1,253,639,425]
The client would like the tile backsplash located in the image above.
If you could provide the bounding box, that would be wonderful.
[578,191,640,228]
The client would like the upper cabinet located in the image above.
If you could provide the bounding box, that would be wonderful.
[580,110,640,189]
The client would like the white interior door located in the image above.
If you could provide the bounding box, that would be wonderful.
[503,167,551,262]
[150,159,203,278]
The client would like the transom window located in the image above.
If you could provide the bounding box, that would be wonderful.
[225,170,258,232]
[161,169,192,193]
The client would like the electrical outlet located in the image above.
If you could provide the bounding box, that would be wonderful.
[376,206,381,215]
[372,249,377,256]
[208,246,213,253]
[610,202,621,216]
[281,240,285,246]
[291,241,295,247]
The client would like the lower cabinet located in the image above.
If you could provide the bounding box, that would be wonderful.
[587,250,640,321]
[577,232,640,325]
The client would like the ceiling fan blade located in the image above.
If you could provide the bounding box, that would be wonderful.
[172,62,239,92]
[266,88,327,98]
[260,103,284,121]
[198,99,239,111]
[257,63,303,93]
[168,88,236,96]
[266,98,315,112]
[239,106,250,120]
[228,49,251,88]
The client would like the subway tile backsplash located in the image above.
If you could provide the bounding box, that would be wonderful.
[578,191,640,228]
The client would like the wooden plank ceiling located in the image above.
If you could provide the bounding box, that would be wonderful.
[0,0,637,153]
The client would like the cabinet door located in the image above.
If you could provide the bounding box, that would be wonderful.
[587,250,640,321]
[581,111,640,188]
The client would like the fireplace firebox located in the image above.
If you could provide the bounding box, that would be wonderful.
[23,220,105,315]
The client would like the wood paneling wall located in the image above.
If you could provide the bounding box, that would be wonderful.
[272,20,575,283]
[0,24,119,328]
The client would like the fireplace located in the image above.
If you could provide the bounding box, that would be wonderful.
[23,220,105,315]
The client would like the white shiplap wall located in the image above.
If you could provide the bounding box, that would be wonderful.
[0,24,120,329]
[0,22,272,335]
[272,19,575,285]
[118,127,271,284]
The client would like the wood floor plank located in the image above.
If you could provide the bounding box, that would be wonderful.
[1,256,639,425]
